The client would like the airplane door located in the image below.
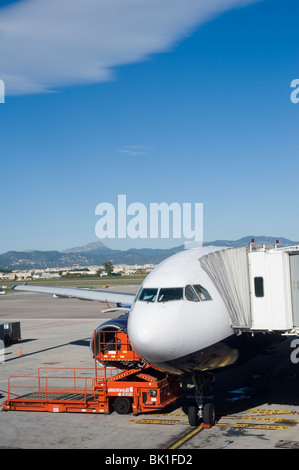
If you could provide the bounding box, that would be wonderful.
[290,254,299,326]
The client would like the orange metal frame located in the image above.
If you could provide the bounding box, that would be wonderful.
[4,366,113,414]
[105,366,181,415]
[3,329,181,415]
[95,329,142,363]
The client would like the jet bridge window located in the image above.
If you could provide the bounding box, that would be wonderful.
[193,285,212,301]
[157,288,183,302]
[138,288,158,302]
[254,277,264,298]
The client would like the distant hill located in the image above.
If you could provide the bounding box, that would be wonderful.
[0,245,183,270]
[203,236,298,248]
[62,241,113,254]
[0,236,298,270]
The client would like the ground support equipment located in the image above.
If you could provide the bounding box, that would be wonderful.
[2,330,181,416]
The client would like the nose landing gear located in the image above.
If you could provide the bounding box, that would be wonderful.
[186,372,216,427]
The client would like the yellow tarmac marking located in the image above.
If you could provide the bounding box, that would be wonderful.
[232,423,290,430]
[127,419,179,425]
[129,407,298,448]
[223,415,299,423]
[168,424,203,450]
[249,409,299,415]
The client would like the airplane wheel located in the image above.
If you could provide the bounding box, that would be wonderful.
[114,397,132,415]
[203,403,215,426]
[188,405,200,427]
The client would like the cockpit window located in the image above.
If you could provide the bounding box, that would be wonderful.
[193,284,212,301]
[137,285,211,303]
[157,288,183,302]
[185,285,200,302]
[138,288,158,302]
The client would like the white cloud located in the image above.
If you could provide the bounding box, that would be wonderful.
[0,0,259,95]
[119,146,153,156]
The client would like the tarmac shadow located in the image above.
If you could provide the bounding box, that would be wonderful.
[214,338,299,418]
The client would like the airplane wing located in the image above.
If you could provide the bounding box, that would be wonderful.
[11,284,136,306]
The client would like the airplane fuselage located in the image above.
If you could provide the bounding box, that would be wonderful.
[127,246,278,375]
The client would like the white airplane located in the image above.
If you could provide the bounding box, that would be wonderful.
[12,245,284,426]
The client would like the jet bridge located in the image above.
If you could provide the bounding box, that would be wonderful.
[200,242,299,335]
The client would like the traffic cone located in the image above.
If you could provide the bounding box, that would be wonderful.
[18,346,22,356]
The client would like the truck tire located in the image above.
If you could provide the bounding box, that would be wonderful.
[113,397,132,415]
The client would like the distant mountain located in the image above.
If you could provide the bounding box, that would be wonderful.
[0,245,183,270]
[0,236,298,271]
[62,241,113,254]
[204,236,298,248]
[0,250,98,271]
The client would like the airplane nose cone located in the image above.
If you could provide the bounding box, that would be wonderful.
[127,303,178,363]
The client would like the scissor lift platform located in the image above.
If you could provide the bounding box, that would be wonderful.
[2,330,181,416]
[2,365,111,414]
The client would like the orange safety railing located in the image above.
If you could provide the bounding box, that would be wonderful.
[95,329,142,363]
[6,366,118,404]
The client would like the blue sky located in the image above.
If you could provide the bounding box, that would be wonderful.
[1,0,298,253]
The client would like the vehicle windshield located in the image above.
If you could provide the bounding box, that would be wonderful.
[157,288,184,302]
[138,288,158,302]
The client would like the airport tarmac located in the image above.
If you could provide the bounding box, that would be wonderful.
[1,288,299,450]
